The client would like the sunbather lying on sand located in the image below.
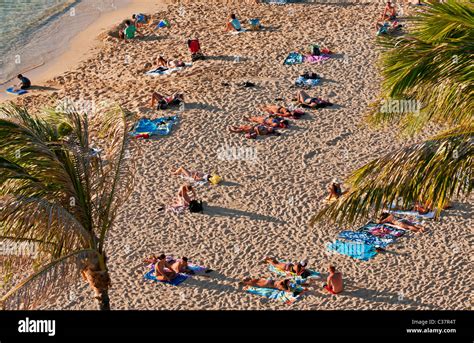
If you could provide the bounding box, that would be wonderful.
[378,212,425,233]
[261,105,306,118]
[264,257,311,278]
[151,92,184,109]
[241,277,300,293]
[244,115,289,128]
[154,254,177,281]
[168,257,195,274]
[323,265,343,294]
[296,90,333,108]
[228,124,281,138]
[172,167,211,182]
[156,55,186,68]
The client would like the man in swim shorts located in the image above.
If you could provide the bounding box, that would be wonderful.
[323,265,344,294]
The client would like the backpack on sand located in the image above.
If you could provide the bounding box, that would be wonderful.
[189,200,203,213]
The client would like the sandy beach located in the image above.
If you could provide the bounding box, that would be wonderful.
[2,0,473,311]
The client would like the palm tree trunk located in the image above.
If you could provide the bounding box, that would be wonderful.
[82,267,111,310]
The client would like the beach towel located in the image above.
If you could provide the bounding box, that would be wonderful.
[338,230,394,248]
[389,210,436,220]
[229,28,247,35]
[6,87,27,95]
[165,204,188,214]
[244,282,306,305]
[267,259,321,281]
[284,52,304,65]
[145,63,192,76]
[130,116,178,138]
[304,54,330,64]
[144,270,189,286]
[295,76,320,88]
[327,239,377,261]
[359,222,406,238]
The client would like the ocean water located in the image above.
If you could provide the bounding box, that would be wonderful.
[0,0,125,84]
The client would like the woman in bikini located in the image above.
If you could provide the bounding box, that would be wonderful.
[172,167,211,182]
[244,115,289,128]
[296,90,333,108]
[228,124,280,137]
[265,258,310,278]
[378,212,425,233]
[241,277,294,292]
[261,105,306,119]
[151,92,184,109]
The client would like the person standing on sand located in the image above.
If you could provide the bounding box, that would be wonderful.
[323,265,344,294]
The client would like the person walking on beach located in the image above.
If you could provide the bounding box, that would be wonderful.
[12,74,31,92]
[323,265,344,294]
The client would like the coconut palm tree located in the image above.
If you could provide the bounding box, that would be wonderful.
[0,101,138,310]
[314,0,473,225]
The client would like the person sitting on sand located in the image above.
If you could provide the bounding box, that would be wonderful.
[296,90,333,108]
[228,124,281,138]
[378,212,425,233]
[323,265,343,294]
[241,277,297,293]
[176,184,197,207]
[327,178,344,201]
[265,257,311,278]
[119,20,142,40]
[261,105,306,119]
[12,74,31,92]
[154,254,177,281]
[151,92,184,109]
[244,115,289,128]
[172,167,211,182]
[225,14,242,32]
[132,13,148,27]
[381,1,397,21]
[168,257,196,275]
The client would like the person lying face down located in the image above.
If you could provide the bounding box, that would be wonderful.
[260,105,306,118]
[265,257,311,278]
[378,212,425,233]
[244,115,290,128]
[241,277,295,293]
[228,124,281,138]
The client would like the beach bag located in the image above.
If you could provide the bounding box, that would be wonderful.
[189,200,203,213]
[308,44,321,56]
[157,99,168,110]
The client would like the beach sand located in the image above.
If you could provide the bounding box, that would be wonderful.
[5,0,473,310]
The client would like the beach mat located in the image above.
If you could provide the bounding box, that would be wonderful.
[6,87,27,95]
[327,239,377,261]
[244,282,306,305]
[229,28,247,35]
[145,63,192,76]
[130,116,178,138]
[304,54,331,64]
[295,76,320,88]
[338,230,394,248]
[359,222,406,238]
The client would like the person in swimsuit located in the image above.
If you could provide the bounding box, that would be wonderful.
[296,90,333,108]
[241,277,295,293]
[225,14,242,32]
[327,178,344,201]
[169,257,195,275]
[151,92,184,109]
[244,115,289,128]
[381,1,397,21]
[176,184,197,206]
[261,105,306,119]
[228,124,280,138]
[323,265,344,294]
[264,258,311,278]
[378,212,425,233]
[172,167,211,182]
[154,254,177,281]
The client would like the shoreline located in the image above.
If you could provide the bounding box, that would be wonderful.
[0,0,166,103]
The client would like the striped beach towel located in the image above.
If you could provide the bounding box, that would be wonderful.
[244,282,307,305]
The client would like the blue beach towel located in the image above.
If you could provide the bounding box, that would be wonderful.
[338,231,394,248]
[327,239,377,261]
[295,76,320,88]
[130,116,178,137]
[144,270,189,286]
[6,87,27,95]
[284,52,304,65]
[245,282,306,305]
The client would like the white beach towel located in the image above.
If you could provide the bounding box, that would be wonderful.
[145,63,192,76]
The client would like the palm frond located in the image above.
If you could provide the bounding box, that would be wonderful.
[313,125,473,225]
